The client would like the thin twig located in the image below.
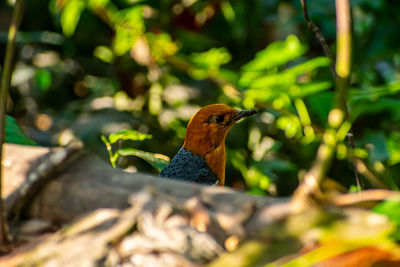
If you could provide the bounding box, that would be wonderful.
[0,0,24,246]
[300,0,337,78]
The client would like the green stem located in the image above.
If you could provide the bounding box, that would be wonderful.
[0,0,24,245]
[101,135,116,168]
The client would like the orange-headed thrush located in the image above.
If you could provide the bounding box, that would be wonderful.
[159,104,257,185]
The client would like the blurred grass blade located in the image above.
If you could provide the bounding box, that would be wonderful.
[118,148,169,172]
[108,129,152,144]
[5,115,37,146]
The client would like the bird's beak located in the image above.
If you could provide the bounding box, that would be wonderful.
[234,109,258,121]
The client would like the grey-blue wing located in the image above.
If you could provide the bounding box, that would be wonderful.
[159,148,219,185]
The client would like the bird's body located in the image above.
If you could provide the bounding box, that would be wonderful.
[159,148,219,184]
[159,104,256,185]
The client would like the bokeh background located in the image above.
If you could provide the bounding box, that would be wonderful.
[1,0,400,196]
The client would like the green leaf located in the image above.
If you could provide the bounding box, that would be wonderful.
[94,46,114,63]
[118,148,170,172]
[296,81,332,97]
[87,0,109,9]
[240,37,331,108]
[373,199,400,240]
[112,6,144,55]
[249,72,293,89]
[386,132,400,165]
[5,115,37,146]
[374,199,400,225]
[221,0,235,22]
[60,0,85,37]
[108,129,152,144]
[146,32,178,64]
[237,164,271,190]
[101,135,116,167]
[242,35,306,71]
[284,57,330,77]
[276,114,302,138]
[190,47,232,70]
[240,35,307,87]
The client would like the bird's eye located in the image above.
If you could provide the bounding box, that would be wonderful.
[215,115,225,123]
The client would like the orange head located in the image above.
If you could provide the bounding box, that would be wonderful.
[183,104,257,185]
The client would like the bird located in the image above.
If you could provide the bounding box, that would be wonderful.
[159,104,257,185]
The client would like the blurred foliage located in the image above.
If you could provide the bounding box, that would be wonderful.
[373,198,400,241]
[2,0,400,265]
[5,115,37,146]
[268,207,400,266]
[102,129,169,171]
[1,0,400,196]
[209,205,400,266]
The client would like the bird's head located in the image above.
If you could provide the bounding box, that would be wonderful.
[183,104,257,158]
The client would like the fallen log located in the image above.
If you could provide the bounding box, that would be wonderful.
[4,144,285,229]
[2,144,400,266]
[1,143,288,266]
